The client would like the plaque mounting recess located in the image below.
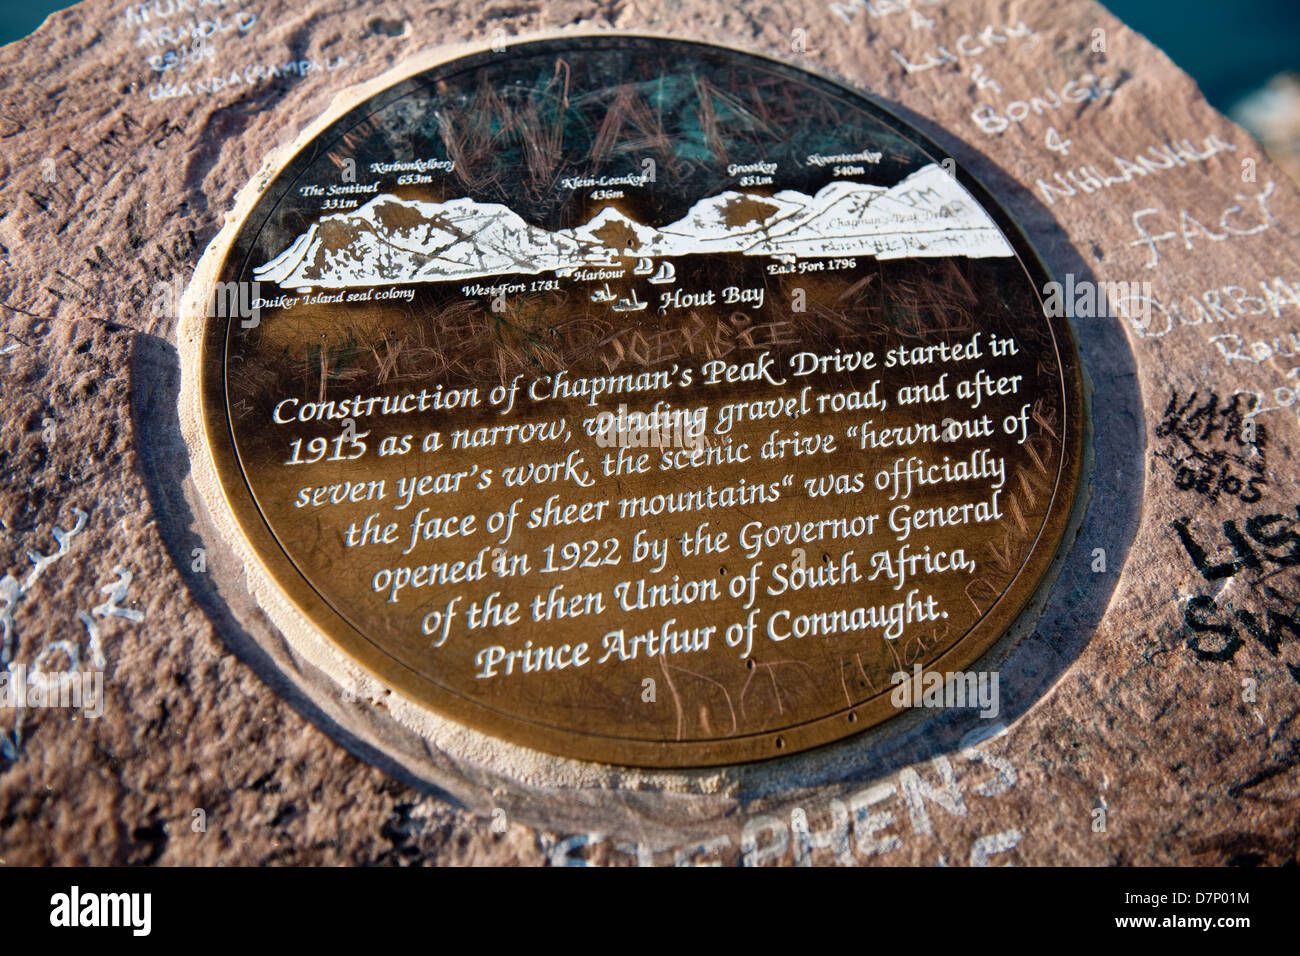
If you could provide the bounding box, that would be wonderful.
[194,35,1083,768]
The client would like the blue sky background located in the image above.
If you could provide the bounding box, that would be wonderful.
[0,0,1296,113]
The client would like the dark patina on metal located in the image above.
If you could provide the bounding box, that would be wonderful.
[197,35,1083,767]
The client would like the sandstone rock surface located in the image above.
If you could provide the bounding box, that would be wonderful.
[1,0,1298,865]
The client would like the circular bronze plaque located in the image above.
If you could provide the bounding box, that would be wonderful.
[197,35,1082,767]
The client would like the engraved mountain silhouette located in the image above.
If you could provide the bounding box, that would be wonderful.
[568,207,662,259]
[253,163,1012,290]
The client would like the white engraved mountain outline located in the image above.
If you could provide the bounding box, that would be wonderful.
[254,164,1013,290]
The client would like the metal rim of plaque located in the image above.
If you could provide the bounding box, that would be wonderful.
[196,34,1084,768]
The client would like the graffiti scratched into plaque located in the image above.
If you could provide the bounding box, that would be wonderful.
[194,36,1083,766]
